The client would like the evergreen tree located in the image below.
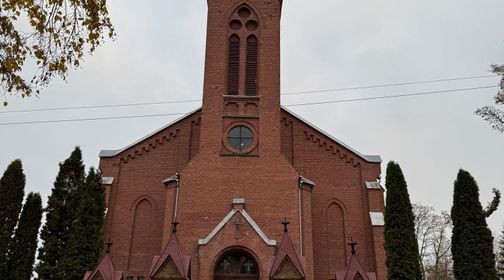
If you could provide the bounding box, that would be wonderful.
[0,159,26,276]
[59,168,105,280]
[384,161,422,280]
[451,169,497,280]
[37,147,85,280]
[497,226,504,279]
[6,193,43,280]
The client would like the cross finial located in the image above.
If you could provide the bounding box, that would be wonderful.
[105,239,113,253]
[348,238,358,255]
[172,220,180,233]
[281,217,290,232]
[234,216,244,227]
[234,216,244,239]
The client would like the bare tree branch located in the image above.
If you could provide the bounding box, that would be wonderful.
[483,188,501,218]
[413,204,454,280]
[476,64,504,132]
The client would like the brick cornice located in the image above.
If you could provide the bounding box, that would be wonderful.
[119,129,179,163]
[303,131,361,167]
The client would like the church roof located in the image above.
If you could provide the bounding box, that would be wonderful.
[99,107,201,158]
[82,254,123,280]
[99,106,381,163]
[149,232,191,279]
[335,253,376,280]
[269,231,306,278]
[281,106,381,163]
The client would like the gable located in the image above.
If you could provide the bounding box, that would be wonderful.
[354,273,365,280]
[83,254,123,280]
[271,257,304,279]
[152,257,184,279]
[198,208,276,247]
[269,231,305,279]
[335,254,375,280]
[99,108,201,161]
[91,272,105,280]
[281,107,381,164]
[149,232,190,279]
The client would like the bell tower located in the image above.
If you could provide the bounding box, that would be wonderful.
[200,0,283,157]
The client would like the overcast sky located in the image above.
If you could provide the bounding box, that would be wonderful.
[1,0,503,233]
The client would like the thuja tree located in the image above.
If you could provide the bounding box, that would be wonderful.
[59,168,105,279]
[0,159,26,275]
[6,192,43,280]
[451,170,498,280]
[497,226,504,279]
[37,147,85,280]
[384,161,422,280]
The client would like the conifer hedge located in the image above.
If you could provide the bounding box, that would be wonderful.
[0,160,26,276]
[384,161,422,280]
[451,169,497,280]
[6,192,43,280]
[37,147,85,280]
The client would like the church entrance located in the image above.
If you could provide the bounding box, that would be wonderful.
[214,251,259,280]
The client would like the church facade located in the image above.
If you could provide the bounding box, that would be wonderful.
[84,1,386,280]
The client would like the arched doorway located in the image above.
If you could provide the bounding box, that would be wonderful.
[214,251,259,280]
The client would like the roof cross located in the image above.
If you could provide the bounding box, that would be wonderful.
[348,238,358,255]
[281,217,290,233]
[172,221,180,233]
[105,239,113,253]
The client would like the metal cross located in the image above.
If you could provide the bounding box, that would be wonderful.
[222,258,231,273]
[348,238,358,255]
[105,239,113,253]
[281,217,290,232]
[234,216,244,239]
[243,259,254,273]
[172,221,180,233]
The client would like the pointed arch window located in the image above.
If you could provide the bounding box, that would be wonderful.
[227,35,240,95]
[226,5,259,96]
[245,35,258,96]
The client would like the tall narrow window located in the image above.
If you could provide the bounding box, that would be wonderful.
[227,35,240,95]
[245,36,258,96]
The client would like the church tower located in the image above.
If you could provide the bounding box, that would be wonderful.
[199,0,283,158]
[176,1,312,279]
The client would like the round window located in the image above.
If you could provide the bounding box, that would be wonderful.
[227,126,254,152]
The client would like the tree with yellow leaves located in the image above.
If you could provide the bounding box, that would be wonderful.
[0,0,115,105]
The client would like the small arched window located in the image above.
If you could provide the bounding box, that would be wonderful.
[227,35,240,95]
[245,36,258,96]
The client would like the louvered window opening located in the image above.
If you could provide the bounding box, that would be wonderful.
[227,36,240,95]
[245,36,258,96]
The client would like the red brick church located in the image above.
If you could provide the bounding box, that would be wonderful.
[84,1,386,280]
